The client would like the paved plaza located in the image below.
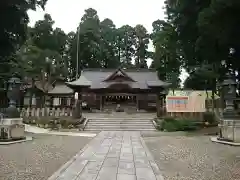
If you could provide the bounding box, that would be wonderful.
[48,131,164,180]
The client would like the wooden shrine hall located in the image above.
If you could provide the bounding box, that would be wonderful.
[66,68,169,114]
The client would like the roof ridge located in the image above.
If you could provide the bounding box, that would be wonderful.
[82,68,157,72]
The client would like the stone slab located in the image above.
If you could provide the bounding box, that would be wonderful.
[48,131,164,180]
[118,161,135,175]
[117,174,136,180]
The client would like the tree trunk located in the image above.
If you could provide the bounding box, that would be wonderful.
[28,78,34,108]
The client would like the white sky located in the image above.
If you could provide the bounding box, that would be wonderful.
[28,0,166,33]
[28,0,188,84]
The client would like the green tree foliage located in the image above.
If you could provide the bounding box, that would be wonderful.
[100,18,119,68]
[134,25,150,68]
[69,8,152,74]
[14,13,68,93]
[3,2,240,96]
[158,0,240,93]
[151,20,181,88]
[117,25,136,68]
[0,0,47,85]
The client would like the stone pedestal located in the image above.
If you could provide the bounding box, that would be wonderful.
[0,118,25,141]
[218,120,240,143]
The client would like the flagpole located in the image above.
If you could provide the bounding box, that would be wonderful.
[76,26,80,80]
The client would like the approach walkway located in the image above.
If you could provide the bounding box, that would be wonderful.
[48,131,164,180]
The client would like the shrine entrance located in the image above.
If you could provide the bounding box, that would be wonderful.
[103,93,137,112]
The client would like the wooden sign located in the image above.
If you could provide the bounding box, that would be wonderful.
[166,96,189,112]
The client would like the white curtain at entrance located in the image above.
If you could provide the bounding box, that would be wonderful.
[53,97,61,106]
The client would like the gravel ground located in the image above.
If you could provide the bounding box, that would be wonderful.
[0,133,92,180]
[143,135,240,180]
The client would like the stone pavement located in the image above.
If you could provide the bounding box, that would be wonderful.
[48,131,164,180]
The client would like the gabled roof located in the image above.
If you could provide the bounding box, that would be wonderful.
[48,84,73,95]
[67,68,169,89]
[66,75,91,87]
[103,68,135,82]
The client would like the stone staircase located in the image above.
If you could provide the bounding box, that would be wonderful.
[84,117,156,131]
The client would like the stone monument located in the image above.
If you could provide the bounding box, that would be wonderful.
[212,73,240,145]
[0,77,25,142]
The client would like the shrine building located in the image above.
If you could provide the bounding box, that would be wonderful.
[66,68,169,113]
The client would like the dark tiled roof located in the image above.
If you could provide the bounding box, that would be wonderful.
[67,68,168,89]
[66,75,91,87]
[48,84,74,95]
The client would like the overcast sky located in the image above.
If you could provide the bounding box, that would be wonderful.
[28,0,188,84]
[28,0,166,33]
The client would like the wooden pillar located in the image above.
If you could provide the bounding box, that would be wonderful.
[100,95,103,111]
[136,95,139,111]
[102,95,105,111]
[156,94,161,118]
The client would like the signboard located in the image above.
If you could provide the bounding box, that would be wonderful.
[166,96,189,112]
[166,94,206,112]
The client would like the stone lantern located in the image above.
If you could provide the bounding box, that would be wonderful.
[5,77,22,118]
[0,76,25,142]
[216,73,240,144]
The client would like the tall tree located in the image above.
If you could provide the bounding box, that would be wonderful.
[134,25,150,68]
[117,25,136,68]
[30,14,68,80]
[99,18,120,68]
[151,20,181,83]
[71,8,102,72]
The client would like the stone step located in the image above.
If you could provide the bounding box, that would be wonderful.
[88,119,152,123]
[85,117,156,131]
[84,129,156,131]
[87,117,154,119]
[86,123,155,126]
[85,124,155,128]
[87,121,153,124]
[86,124,154,127]
[86,121,154,124]
[85,125,154,128]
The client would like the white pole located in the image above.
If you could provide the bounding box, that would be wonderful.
[76,26,80,80]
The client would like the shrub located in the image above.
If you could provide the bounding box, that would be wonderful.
[59,119,67,128]
[162,120,181,132]
[163,116,176,122]
[203,112,216,124]
[36,118,50,125]
[160,117,199,132]
[178,118,198,131]
[23,118,30,124]
[59,118,82,129]
[23,117,37,124]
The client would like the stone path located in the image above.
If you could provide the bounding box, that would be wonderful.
[48,131,164,180]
